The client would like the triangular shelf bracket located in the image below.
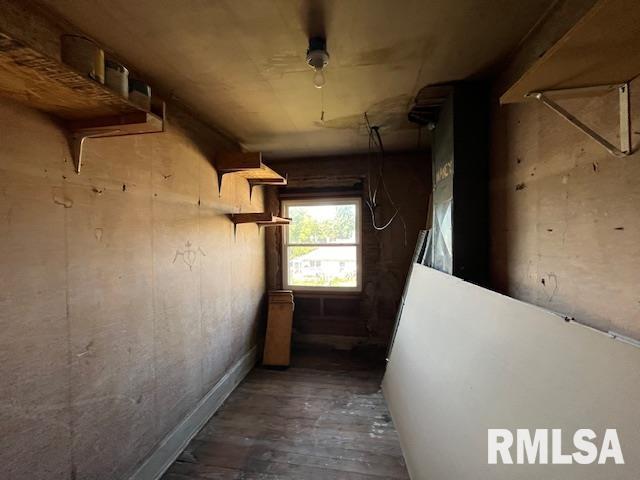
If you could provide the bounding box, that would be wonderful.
[68,105,166,174]
[69,129,121,173]
[526,83,631,158]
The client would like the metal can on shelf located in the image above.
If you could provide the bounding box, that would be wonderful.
[128,78,151,111]
[105,59,129,98]
[60,34,105,83]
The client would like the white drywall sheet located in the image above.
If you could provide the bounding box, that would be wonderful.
[383,264,640,479]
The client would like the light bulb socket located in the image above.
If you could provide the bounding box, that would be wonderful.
[306,36,329,70]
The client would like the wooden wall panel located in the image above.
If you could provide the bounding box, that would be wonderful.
[0,103,71,479]
[229,219,265,359]
[199,213,234,392]
[151,199,204,440]
[490,78,640,338]
[66,174,156,479]
[149,133,203,440]
[0,95,267,479]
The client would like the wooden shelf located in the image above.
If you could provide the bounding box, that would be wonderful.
[66,109,164,135]
[501,0,640,104]
[227,212,291,227]
[0,31,165,172]
[216,151,287,197]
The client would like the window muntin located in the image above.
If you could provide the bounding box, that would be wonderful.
[282,198,361,291]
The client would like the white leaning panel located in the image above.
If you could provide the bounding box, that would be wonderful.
[383,264,640,479]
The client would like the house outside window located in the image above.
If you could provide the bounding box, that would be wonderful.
[282,198,362,292]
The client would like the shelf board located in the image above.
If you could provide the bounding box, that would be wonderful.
[216,151,287,196]
[217,151,285,180]
[247,177,288,187]
[0,31,142,119]
[216,151,263,171]
[501,0,640,104]
[227,212,291,226]
[234,164,285,181]
[67,109,164,136]
[0,31,166,173]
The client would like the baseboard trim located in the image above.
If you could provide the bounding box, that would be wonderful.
[129,346,258,480]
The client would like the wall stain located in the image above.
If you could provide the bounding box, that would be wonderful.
[338,33,438,69]
[314,94,414,132]
[261,51,307,74]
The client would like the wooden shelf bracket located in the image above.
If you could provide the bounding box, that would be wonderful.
[215,151,287,197]
[69,106,166,173]
[526,83,631,158]
[248,173,288,202]
[227,212,290,238]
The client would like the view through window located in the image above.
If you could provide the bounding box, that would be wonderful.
[282,198,361,290]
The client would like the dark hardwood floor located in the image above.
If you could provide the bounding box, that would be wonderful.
[162,347,409,479]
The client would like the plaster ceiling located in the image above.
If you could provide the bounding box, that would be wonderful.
[40,0,555,158]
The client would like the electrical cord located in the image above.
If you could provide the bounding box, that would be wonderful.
[363,112,408,245]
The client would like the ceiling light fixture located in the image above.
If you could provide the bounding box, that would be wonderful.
[306,37,329,88]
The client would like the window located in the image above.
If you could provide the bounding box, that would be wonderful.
[282,198,361,291]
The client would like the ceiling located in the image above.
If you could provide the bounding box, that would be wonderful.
[40,0,556,158]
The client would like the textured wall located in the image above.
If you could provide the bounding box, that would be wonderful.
[489,79,640,339]
[265,153,430,346]
[0,98,266,479]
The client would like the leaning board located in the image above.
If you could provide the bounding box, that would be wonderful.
[383,264,640,479]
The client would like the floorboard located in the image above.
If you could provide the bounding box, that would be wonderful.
[161,347,409,479]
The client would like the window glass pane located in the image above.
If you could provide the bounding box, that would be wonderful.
[287,204,356,244]
[288,246,357,287]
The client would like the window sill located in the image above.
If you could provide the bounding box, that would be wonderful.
[288,289,362,298]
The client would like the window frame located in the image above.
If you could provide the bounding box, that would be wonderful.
[281,197,362,293]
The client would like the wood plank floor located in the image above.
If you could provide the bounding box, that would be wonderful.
[162,347,409,479]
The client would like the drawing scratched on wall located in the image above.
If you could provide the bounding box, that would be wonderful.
[173,241,206,271]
